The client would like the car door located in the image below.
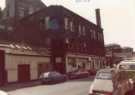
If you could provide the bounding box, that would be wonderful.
[53,72,61,81]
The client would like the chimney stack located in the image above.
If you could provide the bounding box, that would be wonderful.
[95,9,102,27]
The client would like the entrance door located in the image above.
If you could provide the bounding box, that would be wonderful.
[18,64,30,82]
[0,50,6,86]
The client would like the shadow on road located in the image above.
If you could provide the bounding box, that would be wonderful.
[69,76,94,82]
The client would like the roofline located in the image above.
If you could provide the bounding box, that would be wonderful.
[19,5,103,30]
[49,5,102,29]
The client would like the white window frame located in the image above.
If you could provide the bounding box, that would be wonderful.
[78,24,82,36]
[70,21,73,32]
[93,30,96,40]
[45,16,50,29]
[64,18,68,30]
[82,26,86,36]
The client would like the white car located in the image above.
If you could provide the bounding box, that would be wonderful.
[0,90,8,95]
[89,68,114,95]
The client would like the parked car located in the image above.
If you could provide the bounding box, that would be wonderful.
[88,69,97,76]
[0,90,8,95]
[68,69,89,79]
[39,71,67,84]
[89,68,114,95]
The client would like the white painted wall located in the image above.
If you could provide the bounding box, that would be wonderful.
[5,54,50,82]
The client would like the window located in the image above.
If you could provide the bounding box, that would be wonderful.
[68,58,76,68]
[19,10,25,18]
[65,38,69,44]
[100,33,103,41]
[89,29,93,39]
[28,6,34,14]
[0,25,5,30]
[8,26,13,31]
[93,30,96,40]
[64,18,68,30]
[48,19,59,30]
[83,42,87,48]
[82,26,86,36]
[45,38,51,47]
[96,72,112,80]
[78,24,81,36]
[119,64,135,70]
[70,21,73,32]
[97,32,100,40]
[45,16,50,29]
[97,33,103,41]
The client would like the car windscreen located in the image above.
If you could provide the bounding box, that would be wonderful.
[119,64,135,70]
[96,72,112,80]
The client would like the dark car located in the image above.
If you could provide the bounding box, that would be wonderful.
[88,69,97,76]
[39,71,67,84]
[68,69,89,79]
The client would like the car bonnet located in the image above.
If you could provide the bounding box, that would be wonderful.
[92,79,113,92]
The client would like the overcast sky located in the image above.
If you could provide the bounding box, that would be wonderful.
[0,0,135,50]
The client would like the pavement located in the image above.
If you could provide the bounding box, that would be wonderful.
[0,80,41,91]
[8,77,94,95]
[0,76,95,92]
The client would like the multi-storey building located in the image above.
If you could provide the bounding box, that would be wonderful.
[0,27,51,86]
[15,6,105,73]
[105,44,134,67]
[3,0,46,19]
[0,5,105,85]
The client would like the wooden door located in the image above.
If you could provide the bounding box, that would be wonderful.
[0,50,6,86]
[18,64,30,82]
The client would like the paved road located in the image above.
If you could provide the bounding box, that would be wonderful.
[8,78,93,95]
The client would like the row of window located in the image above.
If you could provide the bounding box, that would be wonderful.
[65,37,104,55]
[42,16,103,41]
[0,24,13,31]
[64,17,103,41]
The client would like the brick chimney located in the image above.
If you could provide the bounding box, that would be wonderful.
[95,9,102,27]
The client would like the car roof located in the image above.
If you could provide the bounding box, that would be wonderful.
[118,60,135,65]
[97,68,114,73]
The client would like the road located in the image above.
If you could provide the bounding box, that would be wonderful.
[8,77,93,95]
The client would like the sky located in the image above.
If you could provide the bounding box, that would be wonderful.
[0,0,135,50]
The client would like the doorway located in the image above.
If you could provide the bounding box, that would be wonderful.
[18,64,30,82]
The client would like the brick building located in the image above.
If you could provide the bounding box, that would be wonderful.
[105,44,134,67]
[0,29,50,86]
[15,6,105,73]
[0,5,105,85]
[3,0,46,19]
